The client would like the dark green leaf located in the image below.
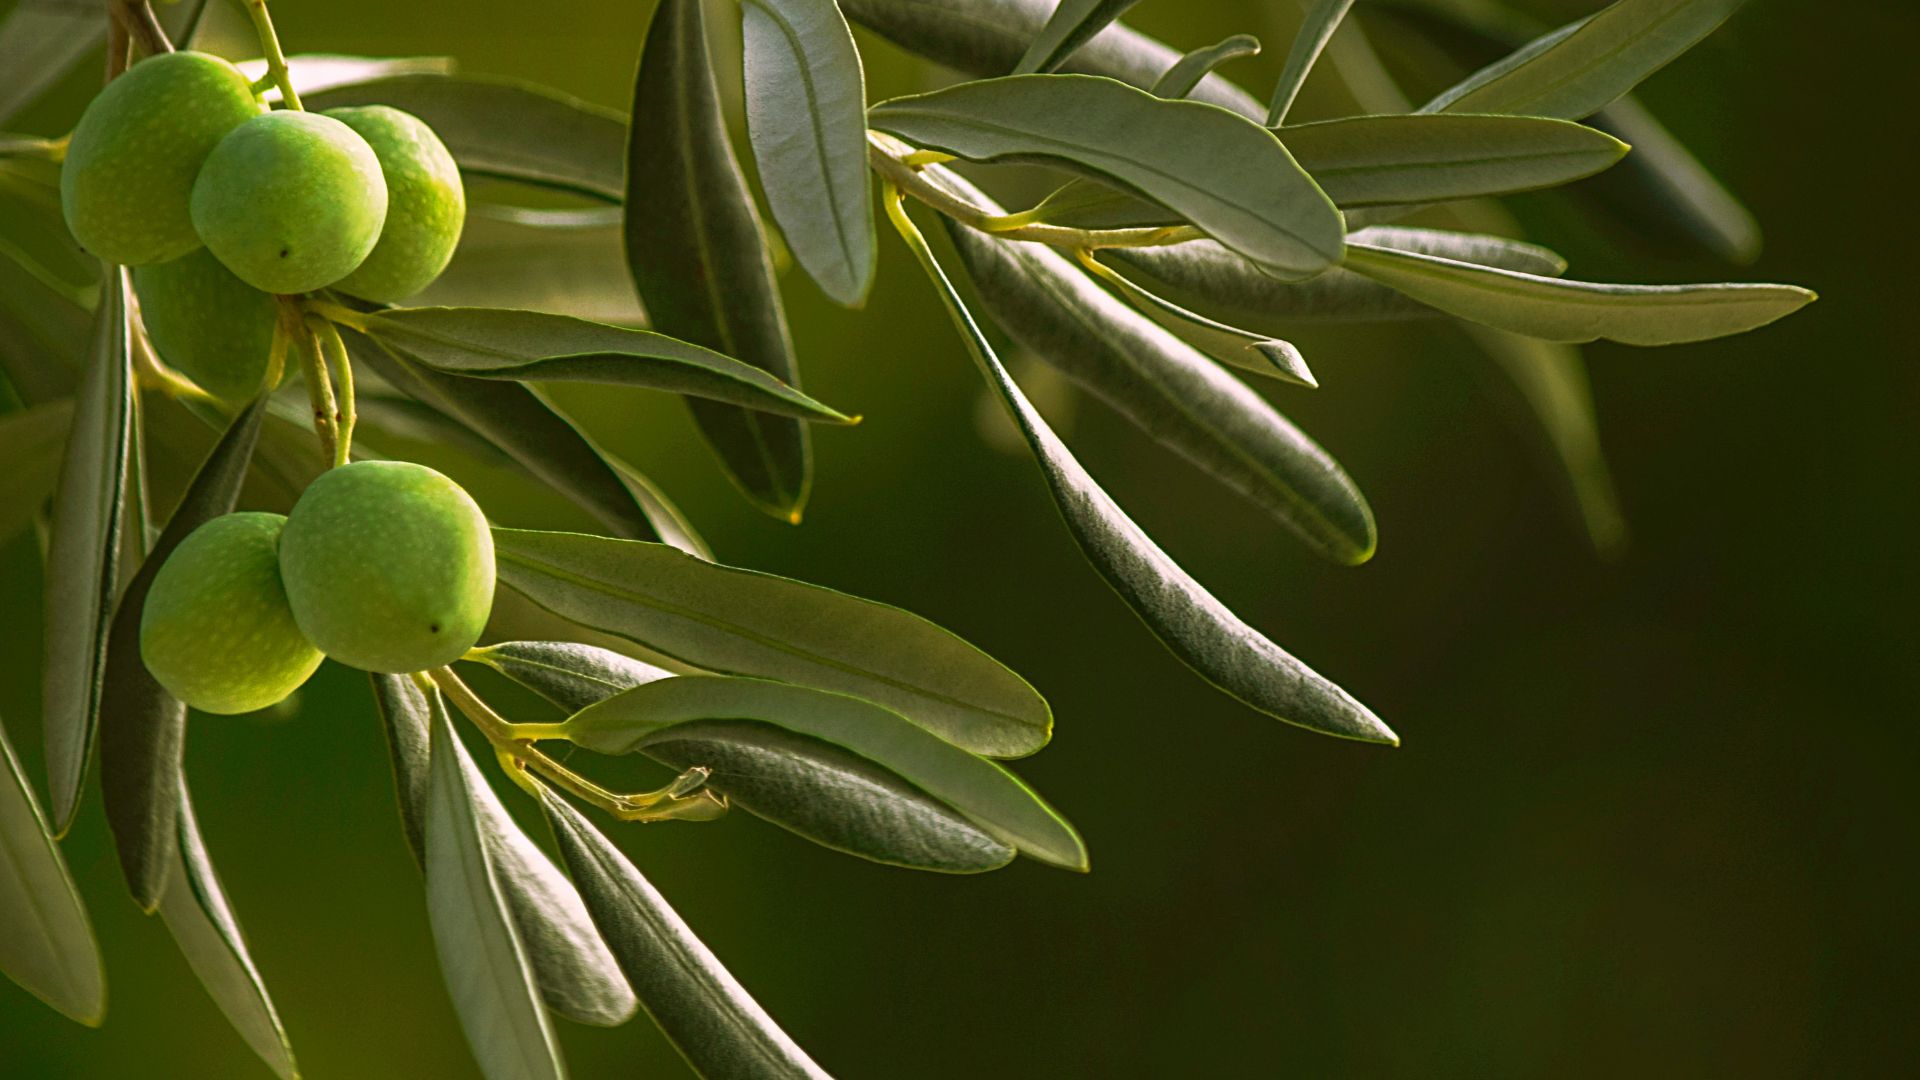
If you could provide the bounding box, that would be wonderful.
[374,676,640,1028]
[41,268,134,834]
[157,777,298,1080]
[934,168,1372,561]
[339,326,667,543]
[467,641,675,715]
[1342,242,1813,345]
[870,74,1343,280]
[1423,0,1747,120]
[1152,34,1261,98]
[538,786,831,1078]
[358,307,852,424]
[890,191,1396,744]
[564,676,1086,869]
[0,716,103,1026]
[424,702,567,1080]
[1283,113,1628,208]
[1265,0,1355,126]
[490,528,1052,758]
[306,74,626,201]
[98,396,266,910]
[839,0,1264,117]
[415,204,641,324]
[628,0,812,520]
[0,398,72,542]
[641,719,1015,872]
[741,0,876,306]
[1014,0,1142,75]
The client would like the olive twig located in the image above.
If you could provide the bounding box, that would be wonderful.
[112,1,175,60]
[427,666,728,824]
[241,0,302,110]
[307,314,355,467]
[284,298,338,463]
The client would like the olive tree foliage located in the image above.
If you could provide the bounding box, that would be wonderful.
[0,0,1808,1076]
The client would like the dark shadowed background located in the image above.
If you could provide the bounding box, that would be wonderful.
[2,0,1914,1075]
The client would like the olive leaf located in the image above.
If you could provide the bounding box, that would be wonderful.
[1422,0,1748,120]
[489,528,1053,758]
[890,189,1396,745]
[562,676,1087,870]
[1341,242,1813,346]
[356,306,853,424]
[414,205,642,324]
[0,715,103,1027]
[0,244,89,400]
[1281,113,1628,208]
[305,74,626,202]
[628,0,812,521]
[0,398,72,543]
[538,786,832,1078]
[237,53,454,105]
[157,776,298,1080]
[1013,0,1142,75]
[97,395,266,910]
[839,0,1265,117]
[423,700,567,1080]
[1078,250,1318,387]
[870,74,1344,281]
[41,268,134,834]
[0,0,210,125]
[740,0,876,306]
[1153,34,1261,98]
[930,169,1373,562]
[466,641,676,716]
[370,674,640,1028]
[1265,0,1355,126]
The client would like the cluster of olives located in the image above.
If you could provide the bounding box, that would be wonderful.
[140,461,496,713]
[61,51,465,400]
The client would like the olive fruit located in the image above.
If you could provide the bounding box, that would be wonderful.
[277,461,494,673]
[133,248,279,402]
[324,106,465,302]
[140,512,323,715]
[190,111,388,294]
[60,51,263,266]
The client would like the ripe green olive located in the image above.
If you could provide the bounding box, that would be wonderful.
[190,111,388,294]
[277,461,495,673]
[324,106,465,302]
[60,51,263,266]
[133,247,278,402]
[140,512,323,715]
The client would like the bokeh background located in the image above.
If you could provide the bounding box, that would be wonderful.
[3,0,1915,1076]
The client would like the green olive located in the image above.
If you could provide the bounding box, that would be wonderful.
[324,106,465,302]
[133,248,278,402]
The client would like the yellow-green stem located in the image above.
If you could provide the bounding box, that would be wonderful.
[241,0,302,110]
[284,300,337,463]
[308,314,355,467]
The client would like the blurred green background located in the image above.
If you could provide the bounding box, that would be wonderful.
[3,0,1915,1075]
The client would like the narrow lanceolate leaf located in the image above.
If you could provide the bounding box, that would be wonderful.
[1460,327,1627,558]
[1080,250,1316,386]
[98,397,266,910]
[934,167,1372,562]
[741,0,876,306]
[566,677,1086,870]
[870,75,1344,280]
[1423,0,1748,120]
[538,788,831,1079]
[1014,0,1142,75]
[0,717,103,1026]
[839,0,1264,117]
[467,642,675,716]
[0,0,105,126]
[0,399,72,543]
[424,705,567,1080]
[341,328,666,543]
[374,677,639,1028]
[630,0,810,521]
[237,53,455,104]
[306,75,625,201]
[1108,225,1566,328]
[1265,0,1355,126]
[1281,113,1628,208]
[1342,243,1813,346]
[417,204,641,325]
[1584,97,1761,264]
[889,191,1395,744]
[158,777,297,1080]
[1153,34,1261,98]
[357,307,851,424]
[41,268,134,834]
[635,719,1015,873]
[490,528,1052,758]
